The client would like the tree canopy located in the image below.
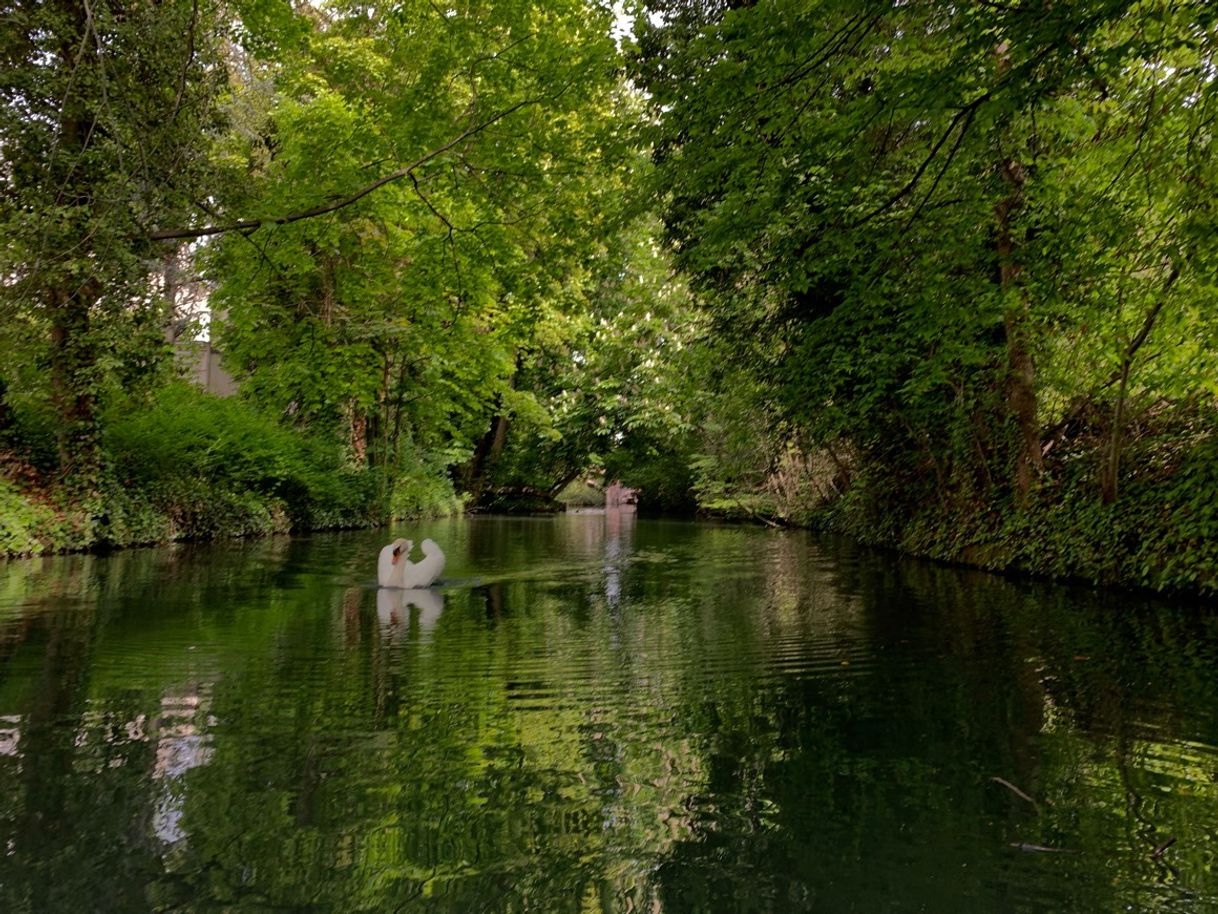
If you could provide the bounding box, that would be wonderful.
[4,0,1218,589]
[631,0,1218,529]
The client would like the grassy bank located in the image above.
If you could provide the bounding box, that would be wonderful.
[0,384,463,558]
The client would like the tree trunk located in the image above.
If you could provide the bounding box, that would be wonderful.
[1099,270,1177,503]
[0,377,12,435]
[1099,370,1129,504]
[464,411,511,506]
[462,353,521,504]
[49,283,101,491]
[547,467,583,499]
[47,1,102,492]
[992,42,1041,503]
[387,352,412,481]
[995,158,1042,501]
[348,404,368,467]
[365,349,392,513]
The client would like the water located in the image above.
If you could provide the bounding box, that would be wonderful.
[2,515,1218,912]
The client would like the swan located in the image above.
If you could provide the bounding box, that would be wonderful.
[400,538,446,587]
[377,538,412,588]
[377,537,446,589]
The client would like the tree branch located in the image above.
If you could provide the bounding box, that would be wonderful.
[1123,264,1179,362]
[409,172,465,302]
[149,95,545,241]
[854,92,990,227]
[901,103,978,230]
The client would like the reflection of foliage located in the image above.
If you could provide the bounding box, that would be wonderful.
[2,522,1218,910]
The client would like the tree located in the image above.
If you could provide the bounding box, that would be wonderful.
[205,0,631,514]
[1,0,231,489]
[630,0,1218,519]
[482,214,700,509]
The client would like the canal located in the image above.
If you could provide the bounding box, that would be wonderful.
[1,515,1216,912]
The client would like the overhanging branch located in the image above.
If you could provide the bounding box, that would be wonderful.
[149,95,544,241]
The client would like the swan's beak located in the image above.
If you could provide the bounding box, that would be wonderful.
[391,546,401,565]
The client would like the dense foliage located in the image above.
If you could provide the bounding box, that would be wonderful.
[205,0,638,512]
[1,0,230,485]
[630,0,1218,591]
[1,0,689,553]
[3,0,1218,591]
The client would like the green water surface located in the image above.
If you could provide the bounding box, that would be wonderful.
[1,515,1217,912]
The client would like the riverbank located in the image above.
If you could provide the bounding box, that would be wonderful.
[0,468,429,558]
[0,384,463,558]
[8,422,1216,598]
[806,440,1218,597]
[0,469,467,558]
[8,457,1216,598]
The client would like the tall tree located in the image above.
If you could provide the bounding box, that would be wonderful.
[631,0,1218,514]
[206,0,630,513]
[1,0,230,489]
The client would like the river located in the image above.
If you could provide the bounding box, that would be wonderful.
[1,515,1217,912]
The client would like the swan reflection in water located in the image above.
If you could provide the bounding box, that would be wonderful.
[376,586,444,632]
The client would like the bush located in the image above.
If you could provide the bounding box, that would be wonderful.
[2,383,473,557]
[104,383,376,533]
[810,419,1218,596]
[390,468,465,520]
[0,478,75,556]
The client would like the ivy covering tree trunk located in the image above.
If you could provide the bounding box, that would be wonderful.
[3,0,229,493]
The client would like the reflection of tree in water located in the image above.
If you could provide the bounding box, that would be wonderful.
[2,525,1218,911]
[0,553,234,910]
[151,689,215,844]
[601,509,635,609]
[971,575,1218,905]
[479,581,507,621]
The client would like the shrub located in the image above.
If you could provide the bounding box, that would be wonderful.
[390,469,465,520]
[104,383,375,532]
[0,478,75,556]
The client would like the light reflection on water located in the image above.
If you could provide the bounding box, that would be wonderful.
[1,515,1218,912]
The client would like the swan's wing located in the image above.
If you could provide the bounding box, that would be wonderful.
[377,544,397,588]
[418,540,446,585]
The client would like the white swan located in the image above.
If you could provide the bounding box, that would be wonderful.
[377,537,446,589]
[377,538,412,588]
